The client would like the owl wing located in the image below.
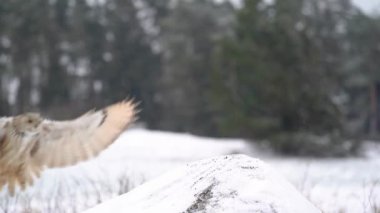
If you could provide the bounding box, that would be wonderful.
[0,117,10,138]
[30,100,137,168]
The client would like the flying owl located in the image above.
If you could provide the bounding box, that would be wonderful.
[0,100,136,195]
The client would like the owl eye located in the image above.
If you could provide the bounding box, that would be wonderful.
[27,119,33,123]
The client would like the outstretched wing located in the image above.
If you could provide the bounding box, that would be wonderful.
[30,100,137,168]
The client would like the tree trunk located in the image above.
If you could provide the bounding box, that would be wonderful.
[369,82,378,136]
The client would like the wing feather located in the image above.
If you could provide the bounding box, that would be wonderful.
[0,117,10,140]
[30,100,136,168]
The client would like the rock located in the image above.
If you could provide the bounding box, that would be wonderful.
[84,155,321,213]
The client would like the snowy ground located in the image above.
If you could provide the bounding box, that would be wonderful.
[1,128,379,213]
[85,155,320,213]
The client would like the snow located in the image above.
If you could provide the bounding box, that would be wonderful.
[84,155,320,213]
[266,157,380,213]
[0,128,379,212]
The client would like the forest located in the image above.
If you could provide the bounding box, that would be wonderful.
[0,0,380,156]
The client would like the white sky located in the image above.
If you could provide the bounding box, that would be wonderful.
[226,0,380,15]
[352,0,380,14]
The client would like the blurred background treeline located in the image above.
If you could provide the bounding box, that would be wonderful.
[0,0,379,156]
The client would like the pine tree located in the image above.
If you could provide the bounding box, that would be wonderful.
[211,0,354,155]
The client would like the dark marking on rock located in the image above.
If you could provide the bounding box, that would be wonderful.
[241,166,258,170]
[270,203,279,213]
[185,183,215,213]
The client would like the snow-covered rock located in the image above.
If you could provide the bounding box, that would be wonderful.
[85,155,320,213]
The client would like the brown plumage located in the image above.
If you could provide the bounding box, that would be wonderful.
[0,100,137,195]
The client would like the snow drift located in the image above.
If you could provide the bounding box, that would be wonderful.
[85,155,320,213]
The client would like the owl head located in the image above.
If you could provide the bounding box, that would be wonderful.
[12,113,43,136]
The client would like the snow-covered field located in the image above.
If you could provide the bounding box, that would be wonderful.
[1,129,379,213]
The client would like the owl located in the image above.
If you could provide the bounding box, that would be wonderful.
[0,100,136,195]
